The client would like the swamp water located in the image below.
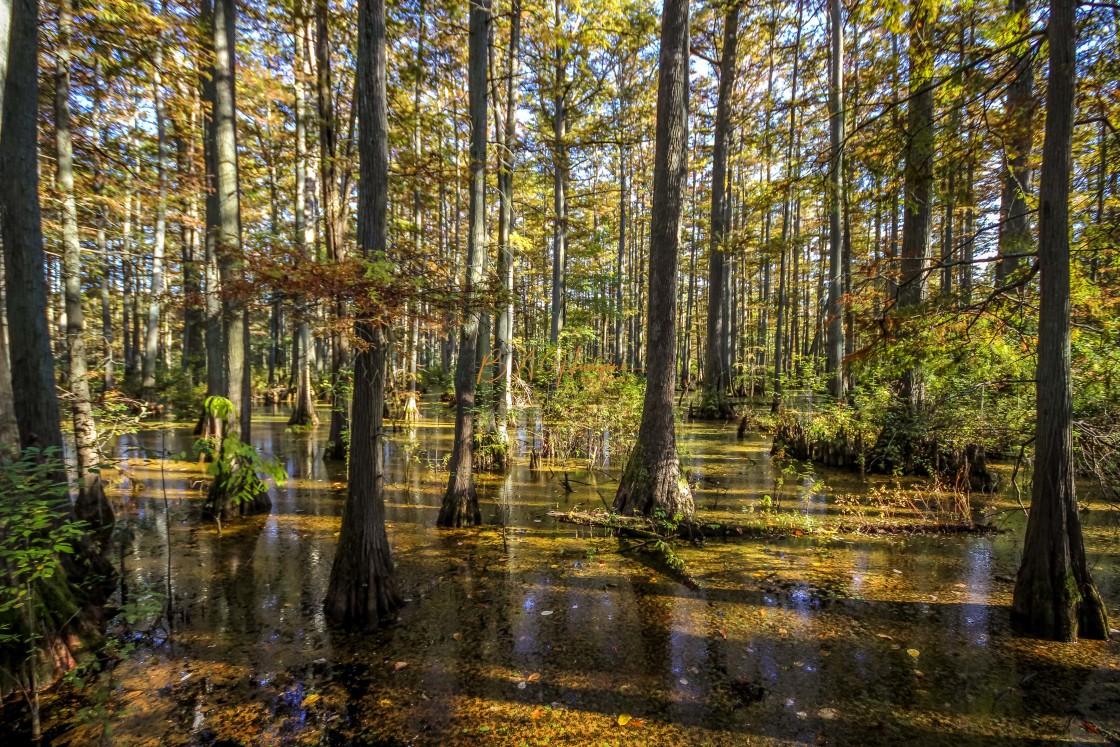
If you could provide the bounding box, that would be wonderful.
[22,403,1120,746]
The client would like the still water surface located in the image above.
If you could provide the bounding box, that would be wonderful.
[41,403,1120,745]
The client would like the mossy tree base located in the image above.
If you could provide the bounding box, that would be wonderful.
[1012,570,1109,641]
[613,441,694,518]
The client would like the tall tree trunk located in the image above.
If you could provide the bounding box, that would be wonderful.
[996,0,1034,286]
[289,5,318,427]
[176,102,205,385]
[55,0,113,532]
[212,0,246,438]
[92,63,116,396]
[549,0,567,347]
[407,0,426,408]
[2,0,115,623]
[323,0,401,629]
[202,0,268,516]
[494,0,520,464]
[1011,0,1109,642]
[122,194,135,383]
[318,0,351,460]
[898,0,936,411]
[682,170,697,386]
[143,17,167,400]
[700,0,740,417]
[613,0,693,518]
[614,140,627,366]
[437,0,490,528]
[1,3,56,444]
[826,0,845,399]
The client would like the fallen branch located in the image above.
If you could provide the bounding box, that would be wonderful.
[840,522,1004,535]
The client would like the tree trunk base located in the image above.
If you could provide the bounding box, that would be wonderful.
[692,389,736,420]
[324,544,402,629]
[614,446,694,518]
[437,484,482,527]
[325,408,348,461]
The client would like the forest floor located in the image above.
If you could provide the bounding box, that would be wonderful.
[13,401,1120,746]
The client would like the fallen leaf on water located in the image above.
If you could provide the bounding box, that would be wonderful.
[527,672,541,682]
[617,714,632,726]
[876,633,893,640]
[301,693,320,707]
[394,661,409,671]
[717,629,727,639]
[540,610,554,616]
[452,632,463,641]
[818,707,838,720]
[906,649,920,658]
[530,708,543,720]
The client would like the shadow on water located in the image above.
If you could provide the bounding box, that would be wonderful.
[23,400,1120,746]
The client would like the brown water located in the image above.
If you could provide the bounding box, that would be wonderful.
[31,403,1120,746]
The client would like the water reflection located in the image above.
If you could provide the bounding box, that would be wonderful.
[34,401,1120,746]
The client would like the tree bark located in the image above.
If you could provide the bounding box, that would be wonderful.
[143,20,168,400]
[613,0,693,519]
[549,0,568,347]
[996,0,1034,286]
[122,193,135,383]
[1011,0,1109,641]
[898,0,936,411]
[174,99,205,385]
[408,1,425,404]
[289,5,318,427]
[700,0,740,417]
[212,0,246,438]
[318,0,351,460]
[202,0,269,515]
[437,0,490,528]
[91,63,116,397]
[494,0,520,463]
[54,0,113,532]
[324,0,402,628]
[826,0,845,399]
